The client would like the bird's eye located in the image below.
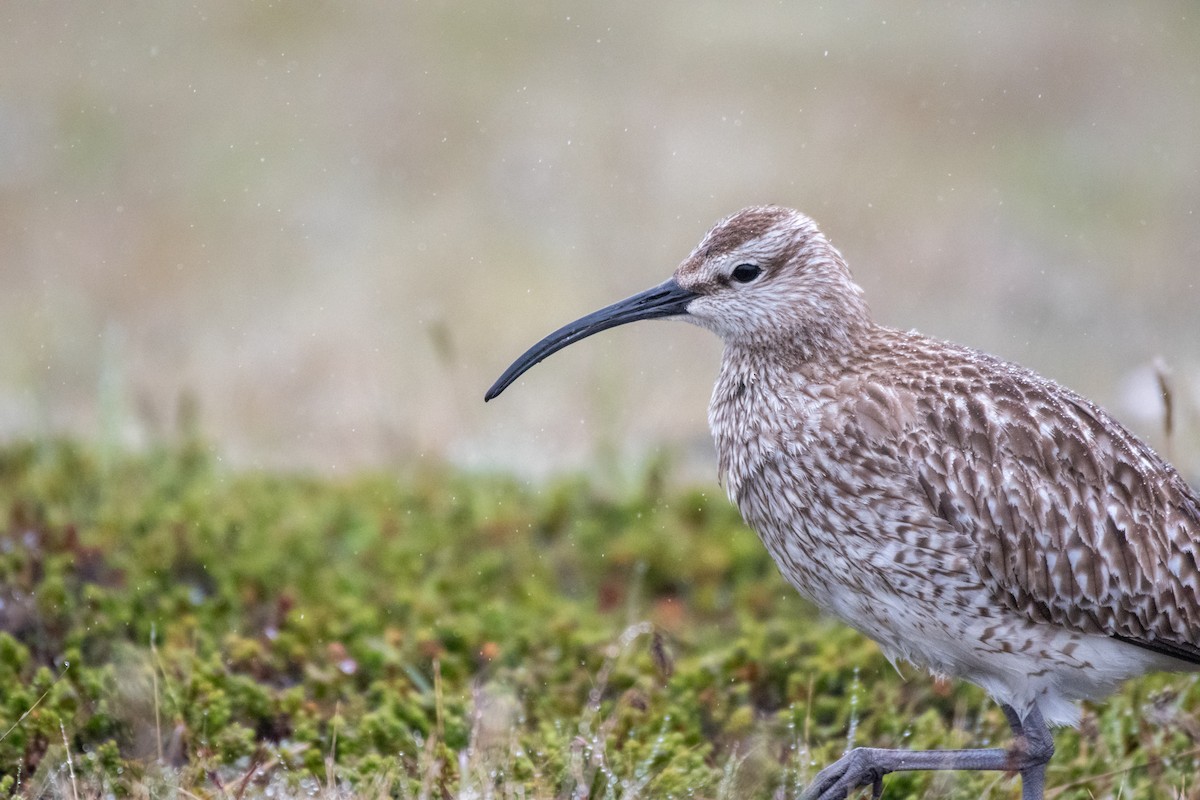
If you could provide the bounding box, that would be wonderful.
[731,263,762,284]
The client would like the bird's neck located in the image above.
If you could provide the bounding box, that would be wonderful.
[709,321,883,504]
[721,314,878,377]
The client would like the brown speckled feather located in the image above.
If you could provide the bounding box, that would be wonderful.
[865,330,1200,664]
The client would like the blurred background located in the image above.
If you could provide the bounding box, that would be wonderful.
[1,2,1198,480]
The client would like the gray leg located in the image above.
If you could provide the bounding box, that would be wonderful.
[799,704,1054,800]
[1005,705,1053,800]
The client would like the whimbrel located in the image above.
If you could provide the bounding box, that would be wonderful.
[484,207,1200,800]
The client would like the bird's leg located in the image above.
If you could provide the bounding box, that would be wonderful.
[1002,705,1054,800]
[799,704,1054,800]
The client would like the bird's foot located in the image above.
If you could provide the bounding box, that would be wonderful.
[800,748,887,800]
[798,705,1054,800]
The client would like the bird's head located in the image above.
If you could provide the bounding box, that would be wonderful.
[672,206,869,347]
[484,206,870,401]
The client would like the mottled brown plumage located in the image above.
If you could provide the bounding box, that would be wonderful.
[485,206,1200,799]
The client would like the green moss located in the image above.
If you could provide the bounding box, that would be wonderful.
[0,440,1196,797]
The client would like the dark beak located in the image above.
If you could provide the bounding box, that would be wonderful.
[484,277,697,401]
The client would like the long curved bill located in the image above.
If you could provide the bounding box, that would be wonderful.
[484,277,697,401]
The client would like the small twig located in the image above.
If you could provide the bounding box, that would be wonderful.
[417,729,442,800]
[803,673,814,759]
[208,767,228,798]
[415,660,447,800]
[151,623,164,763]
[716,742,745,800]
[326,700,340,792]
[1155,357,1175,462]
[650,629,674,680]
[434,659,445,743]
[60,720,78,800]
[234,752,269,800]
[0,663,70,743]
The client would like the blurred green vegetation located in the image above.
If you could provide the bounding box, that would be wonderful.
[1,441,1199,798]
[2,3,1198,478]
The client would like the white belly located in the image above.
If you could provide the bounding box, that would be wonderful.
[746,503,1187,727]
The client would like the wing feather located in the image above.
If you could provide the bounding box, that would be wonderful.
[885,341,1200,664]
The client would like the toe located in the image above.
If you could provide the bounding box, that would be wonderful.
[801,749,883,800]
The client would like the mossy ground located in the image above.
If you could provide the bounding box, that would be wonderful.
[1,440,1198,798]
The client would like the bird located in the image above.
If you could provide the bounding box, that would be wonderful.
[484,206,1200,800]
